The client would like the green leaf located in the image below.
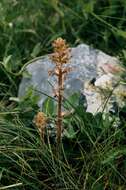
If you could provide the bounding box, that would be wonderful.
[42,97,55,116]
[64,92,80,110]
[64,125,77,139]
[102,147,126,165]
[84,1,96,13]
[22,70,32,78]
[122,49,126,60]
[19,86,40,110]
[31,43,41,58]
[115,29,126,39]
[2,55,12,72]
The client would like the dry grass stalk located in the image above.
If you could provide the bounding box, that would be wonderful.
[49,37,71,145]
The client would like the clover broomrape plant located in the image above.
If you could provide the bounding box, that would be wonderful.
[49,38,72,145]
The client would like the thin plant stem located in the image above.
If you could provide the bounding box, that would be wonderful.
[57,68,63,145]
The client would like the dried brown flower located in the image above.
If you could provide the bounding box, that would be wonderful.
[51,37,70,66]
[34,112,47,129]
[34,112,47,142]
[53,38,68,50]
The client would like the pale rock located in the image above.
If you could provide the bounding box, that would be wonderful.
[18,44,123,114]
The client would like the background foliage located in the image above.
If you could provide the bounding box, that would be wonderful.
[0,0,126,189]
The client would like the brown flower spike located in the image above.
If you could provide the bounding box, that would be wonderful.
[34,112,47,142]
[51,38,70,66]
[50,37,71,145]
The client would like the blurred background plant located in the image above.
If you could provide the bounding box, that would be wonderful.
[0,0,126,189]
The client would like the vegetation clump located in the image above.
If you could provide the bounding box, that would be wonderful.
[0,1,126,189]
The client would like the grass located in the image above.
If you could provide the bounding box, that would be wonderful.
[0,0,126,189]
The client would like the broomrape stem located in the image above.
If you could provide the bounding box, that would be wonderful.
[57,68,63,145]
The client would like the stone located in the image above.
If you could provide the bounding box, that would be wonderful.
[18,44,123,114]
